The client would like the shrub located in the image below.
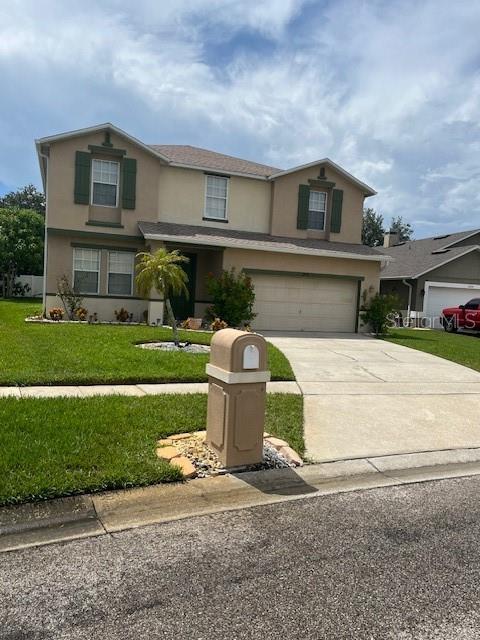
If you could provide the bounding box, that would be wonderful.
[57,275,83,320]
[210,317,228,331]
[49,307,64,321]
[12,282,31,297]
[114,308,131,322]
[360,292,398,335]
[206,268,255,328]
[75,307,88,321]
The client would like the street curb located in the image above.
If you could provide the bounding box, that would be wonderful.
[3,447,480,553]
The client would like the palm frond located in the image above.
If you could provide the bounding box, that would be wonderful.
[135,248,190,299]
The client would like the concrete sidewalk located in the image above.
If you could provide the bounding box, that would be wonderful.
[3,447,480,553]
[0,380,301,398]
[264,332,480,462]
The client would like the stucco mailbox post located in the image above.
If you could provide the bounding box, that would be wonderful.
[206,328,271,468]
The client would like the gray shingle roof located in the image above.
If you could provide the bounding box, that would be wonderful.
[379,229,480,279]
[148,145,281,178]
[138,221,383,260]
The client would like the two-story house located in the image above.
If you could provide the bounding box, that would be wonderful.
[36,123,384,332]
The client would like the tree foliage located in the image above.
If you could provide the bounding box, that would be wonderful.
[362,209,414,246]
[390,215,414,242]
[135,248,189,345]
[0,184,45,215]
[0,208,44,297]
[362,208,385,247]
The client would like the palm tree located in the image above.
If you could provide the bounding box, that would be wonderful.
[136,248,189,346]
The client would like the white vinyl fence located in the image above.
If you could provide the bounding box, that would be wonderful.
[15,275,44,297]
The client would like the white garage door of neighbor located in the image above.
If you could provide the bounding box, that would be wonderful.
[424,282,480,328]
[251,273,358,332]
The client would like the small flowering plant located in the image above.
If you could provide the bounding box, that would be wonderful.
[49,307,64,321]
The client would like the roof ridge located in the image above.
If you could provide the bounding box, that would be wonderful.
[149,143,282,171]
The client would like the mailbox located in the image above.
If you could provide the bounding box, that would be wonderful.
[206,329,270,468]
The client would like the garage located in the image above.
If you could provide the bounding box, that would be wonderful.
[424,281,480,328]
[251,272,359,332]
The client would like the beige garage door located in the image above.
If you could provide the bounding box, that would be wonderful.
[251,273,358,332]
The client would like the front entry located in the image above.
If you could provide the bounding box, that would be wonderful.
[170,253,197,320]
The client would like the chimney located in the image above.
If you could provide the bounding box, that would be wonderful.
[383,230,399,248]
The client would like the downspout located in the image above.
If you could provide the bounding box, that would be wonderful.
[38,147,49,315]
[402,279,413,323]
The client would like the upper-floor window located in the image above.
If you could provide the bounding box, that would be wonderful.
[108,251,134,296]
[205,175,228,220]
[91,159,119,207]
[73,247,100,294]
[308,191,327,230]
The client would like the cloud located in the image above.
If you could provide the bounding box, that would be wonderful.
[0,0,480,236]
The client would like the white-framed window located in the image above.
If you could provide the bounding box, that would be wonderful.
[204,174,228,220]
[91,159,119,207]
[308,191,327,230]
[73,248,100,294]
[108,251,134,296]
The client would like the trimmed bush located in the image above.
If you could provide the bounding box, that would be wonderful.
[206,268,255,328]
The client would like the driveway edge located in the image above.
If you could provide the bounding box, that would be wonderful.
[3,447,480,552]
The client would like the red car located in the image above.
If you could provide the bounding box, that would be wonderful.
[441,298,480,332]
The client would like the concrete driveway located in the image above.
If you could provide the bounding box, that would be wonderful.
[265,332,480,462]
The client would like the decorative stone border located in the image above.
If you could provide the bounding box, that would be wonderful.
[137,342,210,354]
[156,430,303,479]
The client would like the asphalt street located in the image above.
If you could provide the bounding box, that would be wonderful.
[2,476,480,639]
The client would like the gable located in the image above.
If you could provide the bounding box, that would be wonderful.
[270,162,367,244]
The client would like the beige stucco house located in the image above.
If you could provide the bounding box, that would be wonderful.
[37,123,384,332]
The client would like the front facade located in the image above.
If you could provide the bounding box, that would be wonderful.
[380,230,480,326]
[37,123,384,332]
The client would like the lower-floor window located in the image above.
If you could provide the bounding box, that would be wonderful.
[73,247,100,294]
[108,251,134,295]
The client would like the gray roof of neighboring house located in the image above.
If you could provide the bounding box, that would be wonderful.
[148,144,281,178]
[138,221,384,261]
[379,229,480,279]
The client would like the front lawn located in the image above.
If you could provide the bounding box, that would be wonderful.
[384,328,480,372]
[0,393,304,505]
[0,299,294,385]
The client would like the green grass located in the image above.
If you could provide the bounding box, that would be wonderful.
[0,393,304,506]
[384,328,480,372]
[0,299,294,385]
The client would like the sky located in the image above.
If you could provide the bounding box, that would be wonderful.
[1,0,480,238]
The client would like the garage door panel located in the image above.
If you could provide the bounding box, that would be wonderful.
[251,273,357,332]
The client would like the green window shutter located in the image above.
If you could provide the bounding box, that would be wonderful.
[297,184,310,229]
[122,158,137,210]
[74,151,91,204]
[330,188,343,233]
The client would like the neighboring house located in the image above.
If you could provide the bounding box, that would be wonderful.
[36,123,385,332]
[380,229,480,326]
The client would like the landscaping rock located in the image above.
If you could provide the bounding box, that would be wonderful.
[278,445,303,467]
[171,456,197,479]
[157,438,173,447]
[160,430,303,479]
[155,446,180,461]
[265,436,289,449]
